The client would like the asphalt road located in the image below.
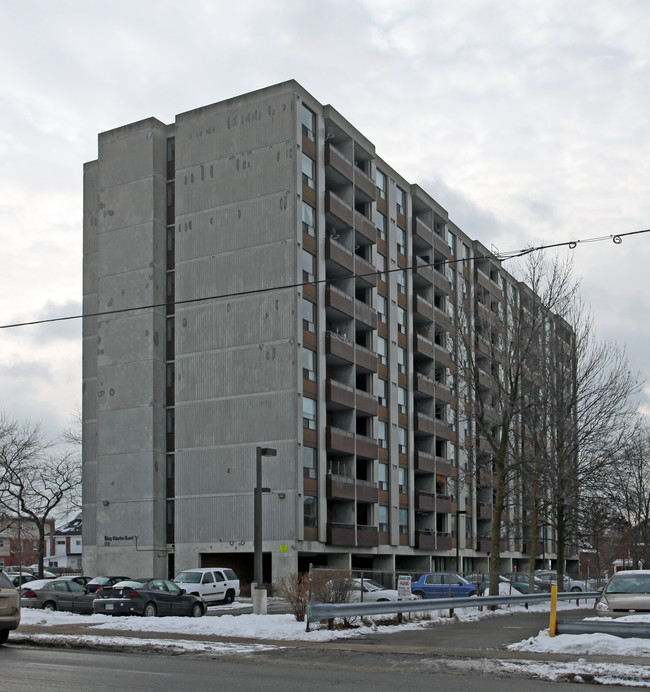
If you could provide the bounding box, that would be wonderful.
[0,644,600,691]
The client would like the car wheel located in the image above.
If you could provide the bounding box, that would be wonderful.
[143,602,157,617]
[413,591,426,599]
[190,603,204,618]
[0,630,8,646]
[222,589,235,605]
[570,586,581,592]
[43,601,57,612]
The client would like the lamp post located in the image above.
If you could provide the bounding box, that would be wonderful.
[254,446,276,590]
[455,509,467,574]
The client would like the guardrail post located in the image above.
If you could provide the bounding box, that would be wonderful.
[549,585,558,637]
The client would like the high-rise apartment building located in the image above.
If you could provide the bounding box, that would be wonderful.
[82,80,576,584]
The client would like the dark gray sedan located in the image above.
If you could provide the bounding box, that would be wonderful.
[93,578,206,617]
[21,578,96,613]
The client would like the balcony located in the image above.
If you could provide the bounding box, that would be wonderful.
[522,540,544,555]
[325,332,354,365]
[436,495,453,514]
[325,285,354,320]
[436,533,453,550]
[326,427,355,455]
[326,379,355,410]
[356,479,379,504]
[478,502,492,520]
[413,294,434,325]
[356,524,379,547]
[436,458,455,478]
[477,537,491,553]
[433,267,451,293]
[327,474,356,501]
[414,411,435,437]
[354,210,377,245]
[433,230,452,259]
[412,216,433,250]
[478,471,494,487]
[413,372,436,399]
[413,257,434,288]
[354,299,377,330]
[356,433,378,460]
[415,530,435,550]
[414,450,435,474]
[325,236,354,278]
[413,334,435,361]
[356,388,378,416]
[355,344,378,373]
[327,522,355,546]
[433,342,454,370]
[325,143,353,184]
[415,490,436,512]
[325,190,354,229]
[354,254,377,288]
[354,167,376,202]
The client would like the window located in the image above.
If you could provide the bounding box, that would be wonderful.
[302,202,316,237]
[377,420,388,448]
[202,572,215,585]
[377,294,387,323]
[399,508,408,535]
[398,427,407,454]
[303,447,317,479]
[397,269,406,294]
[398,347,407,373]
[303,397,317,429]
[302,250,315,283]
[302,153,316,189]
[378,505,389,532]
[301,104,315,141]
[396,187,406,215]
[304,495,318,528]
[378,463,389,491]
[302,298,316,332]
[376,252,387,281]
[397,228,406,255]
[376,169,387,200]
[397,306,406,334]
[398,387,407,414]
[302,347,316,381]
[398,467,408,494]
[377,337,388,365]
[376,211,386,241]
[377,378,387,407]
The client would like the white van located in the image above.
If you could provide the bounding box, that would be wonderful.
[173,568,240,605]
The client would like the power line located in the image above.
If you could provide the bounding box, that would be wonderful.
[1,227,648,331]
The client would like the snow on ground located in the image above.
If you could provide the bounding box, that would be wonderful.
[14,599,650,687]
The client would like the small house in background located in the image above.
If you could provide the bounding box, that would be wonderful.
[0,514,52,569]
[45,513,82,570]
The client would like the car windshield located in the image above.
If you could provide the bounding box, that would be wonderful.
[174,572,202,584]
[606,574,650,594]
[362,579,386,591]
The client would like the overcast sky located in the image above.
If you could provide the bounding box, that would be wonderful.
[0,0,648,438]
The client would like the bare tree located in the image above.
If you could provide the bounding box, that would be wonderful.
[0,413,81,575]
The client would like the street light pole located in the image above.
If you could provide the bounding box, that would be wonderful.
[254,446,276,589]
[455,509,467,574]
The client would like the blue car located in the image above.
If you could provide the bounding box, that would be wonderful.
[411,573,477,599]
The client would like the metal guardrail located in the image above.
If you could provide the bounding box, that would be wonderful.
[557,619,650,638]
[306,591,600,631]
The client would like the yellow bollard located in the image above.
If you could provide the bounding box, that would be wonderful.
[549,585,558,637]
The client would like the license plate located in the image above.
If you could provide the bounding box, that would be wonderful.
[105,603,114,610]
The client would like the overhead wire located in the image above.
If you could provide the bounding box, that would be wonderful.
[0,227,648,331]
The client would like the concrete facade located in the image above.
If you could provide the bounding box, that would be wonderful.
[83,80,577,586]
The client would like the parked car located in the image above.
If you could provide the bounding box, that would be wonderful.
[345,578,418,602]
[85,576,131,593]
[6,573,39,588]
[173,568,240,605]
[0,571,20,645]
[93,578,206,617]
[501,572,550,593]
[411,573,477,599]
[595,570,650,617]
[536,570,586,592]
[21,578,96,613]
